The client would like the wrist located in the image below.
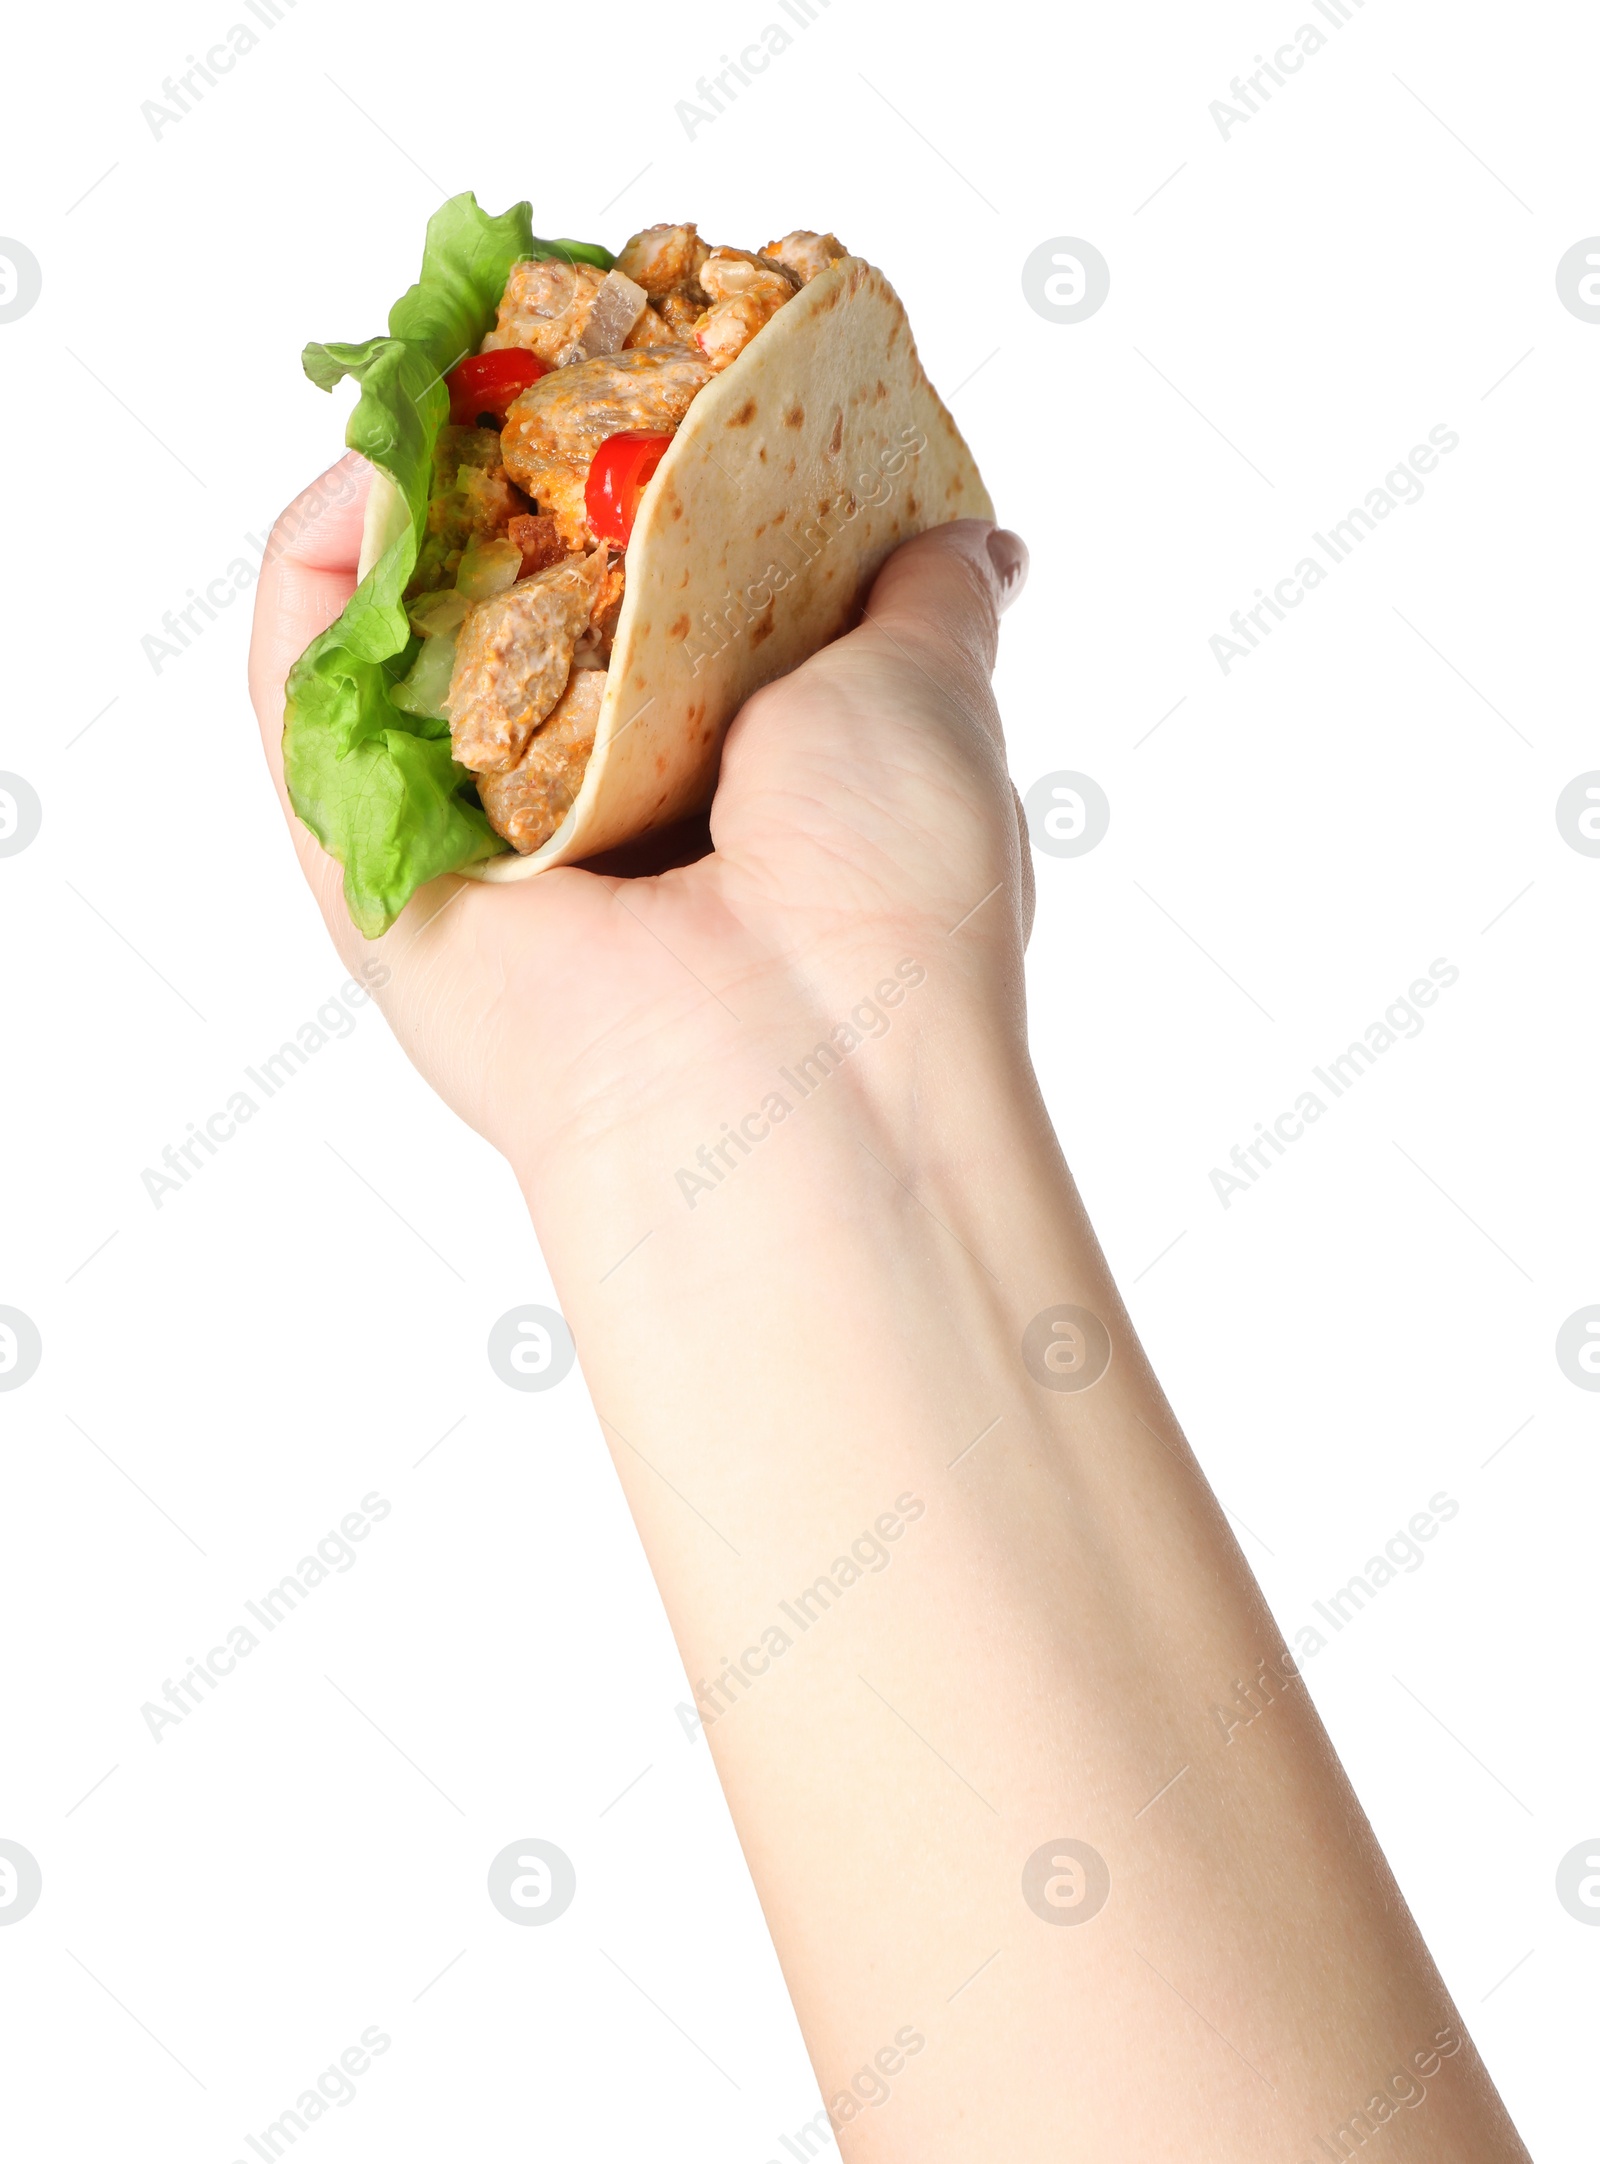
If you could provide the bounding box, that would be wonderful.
[512,931,1038,1275]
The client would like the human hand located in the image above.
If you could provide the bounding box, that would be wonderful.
[248,454,1030,1183]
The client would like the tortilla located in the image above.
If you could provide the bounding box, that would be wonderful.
[454,256,992,880]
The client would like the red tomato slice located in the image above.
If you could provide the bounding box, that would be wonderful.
[445,349,548,427]
[585,432,673,546]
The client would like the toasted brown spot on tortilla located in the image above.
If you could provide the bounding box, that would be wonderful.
[669,614,690,640]
[729,398,758,426]
[750,605,775,647]
[784,403,804,429]
[827,410,843,455]
[907,494,919,515]
[773,507,786,524]
[758,446,768,462]
[785,457,796,475]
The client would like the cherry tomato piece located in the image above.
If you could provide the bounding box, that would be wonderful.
[585,431,673,546]
[445,349,548,427]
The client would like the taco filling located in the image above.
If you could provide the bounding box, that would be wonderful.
[287,193,990,938]
[391,224,846,855]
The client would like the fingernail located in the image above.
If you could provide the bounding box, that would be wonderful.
[986,527,1029,611]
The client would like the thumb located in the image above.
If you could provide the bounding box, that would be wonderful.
[859,517,1028,689]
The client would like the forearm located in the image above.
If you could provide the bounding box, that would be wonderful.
[518,953,1527,2162]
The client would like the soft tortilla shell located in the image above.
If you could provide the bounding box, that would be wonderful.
[452,256,992,880]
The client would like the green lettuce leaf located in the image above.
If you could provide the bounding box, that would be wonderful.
[283,193,615,937]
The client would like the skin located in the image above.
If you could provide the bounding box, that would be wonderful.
[249,456,1531,2162]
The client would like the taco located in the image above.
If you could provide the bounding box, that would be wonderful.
[285,194,992,937]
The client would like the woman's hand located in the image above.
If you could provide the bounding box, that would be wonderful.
[247,454,1030,1179]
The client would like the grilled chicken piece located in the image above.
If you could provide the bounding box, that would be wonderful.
[695,292,783,371]
[693,248,799,370]
[504,346,714,458]
[500,346,712,550]
[761,230,847,285]
[447,550,607,774]
[505,513,566,578]
[700,248,799,306]
[615,223,710,301]
[484,259,607,366]
[477,668,607,853]
[622,301,680,346]
[574,553,627,663]
[502,462,594,560]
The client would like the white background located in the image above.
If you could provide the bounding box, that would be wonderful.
[1,0,1595,2155]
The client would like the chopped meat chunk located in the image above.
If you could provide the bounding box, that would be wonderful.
[503,346,711,466]
[505,462,594,560]
[505,513,566,578]
[615,223,710,301]
[761,230,847,285]
[699,248,799,305]
[447,550,607,773]
[484,259,607,366]
[695,293,781,371]
[693,248,799,370]
[573,553,627,663]
[477,668,607,854]
[623,301,679,347]
[500,346,712,549]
